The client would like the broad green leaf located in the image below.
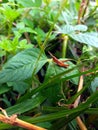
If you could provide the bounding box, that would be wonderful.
[7,81,29,94]
[0,48,48,83]
[56,24,98,48]
[74,25,88,32]
[45,60,79,85]
[56,24,88,34]
[70,32,98,48]
[62,10,76,24]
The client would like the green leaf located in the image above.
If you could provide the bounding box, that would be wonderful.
[0,48,47,83]
[74,24,88,32]
[35,28,46,41]
[18,39,33,49]
[86,108,98,114]
[56,25,98,48]
[6,93,45,115]
[91,77,98,92]
[1,5,20,22]
[16,0,42,7]
[42,83,63,104]
[21,90,98,123]
[17,65,80,102]
[16,22,37,34]
[45,60,79,85]
[0,50,6,57]
[56,24,87,34]
[70,32,98,48]
[20,27,37,34]
[0,84,10,94]
[42,60,79,104]
[23,18,34,29]
[7,81,29,94]
[0,39,13,52]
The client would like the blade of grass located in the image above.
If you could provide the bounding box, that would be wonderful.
[21,90,98,123]
[19,64,98,102]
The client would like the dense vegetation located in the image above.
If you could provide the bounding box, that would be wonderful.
[0,0,98,129]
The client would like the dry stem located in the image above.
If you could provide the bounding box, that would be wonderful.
[0,108,46,130]
[78,0,89,24]
[73,67,87,130]
[24,32,31,44]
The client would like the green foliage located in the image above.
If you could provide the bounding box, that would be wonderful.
[0,48,47,83]
[56,25,98,47]
[0,0,98,130]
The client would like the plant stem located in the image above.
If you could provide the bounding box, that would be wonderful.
[42,0,67,49]
[0,108,46,130]
[78,0,89,24]
[62,35,68,58]
[73,67,87,130]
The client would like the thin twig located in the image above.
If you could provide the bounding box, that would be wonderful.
[0,108,46,130]
[24,32,31,44]
[13,23,31,44]
[78,0,89,24]
[73,67,87,130]
[74,74,84,107]
[76,117,87,130]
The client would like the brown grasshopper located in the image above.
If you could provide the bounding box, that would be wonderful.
[48,51,69,68]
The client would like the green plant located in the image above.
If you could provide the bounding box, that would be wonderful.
[0,0,98,130]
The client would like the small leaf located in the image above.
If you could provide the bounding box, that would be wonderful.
[18,39,33,49]
[23,18,34,29]
[1,5,20,22]
[20,27,37,34]
[0,39,12,52]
